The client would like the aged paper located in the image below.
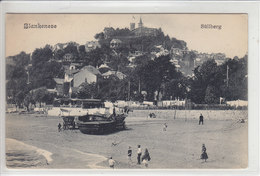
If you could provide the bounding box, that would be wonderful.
[5,14,248,169]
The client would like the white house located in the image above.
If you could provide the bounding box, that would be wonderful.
[73,65,101,86]
[102,70,126,80]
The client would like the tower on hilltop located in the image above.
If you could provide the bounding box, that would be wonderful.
[130,23,135,31]
[138,17,143,28]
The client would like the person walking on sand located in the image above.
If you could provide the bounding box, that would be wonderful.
[128,146,132,163]
[108,157,115,169]
[137,145,142,164]
[63,121,67,130]
[200,144,208,162]
[58,123,61,132]
[142,148,151,168]
[199,113,204,125]
[163,123,167,131]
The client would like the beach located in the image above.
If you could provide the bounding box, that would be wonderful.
[5,110,248,169]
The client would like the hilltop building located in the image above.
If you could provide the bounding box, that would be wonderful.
[85,41,101,52]
[103,18,159,40]
[131,18,159,37]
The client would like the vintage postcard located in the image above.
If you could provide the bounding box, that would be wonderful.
[5,14,248,169]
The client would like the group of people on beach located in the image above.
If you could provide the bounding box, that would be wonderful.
[135,145,151,167]
[57,121,76,132]
[109,144,207,168]
[109,144,151,169]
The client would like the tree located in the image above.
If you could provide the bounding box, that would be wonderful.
[188,55,248,104]
[94,32,105,40]
[108,50,129,72]
[133,54,151,66]
[24,93,34,111]
[10,51,30,67]
[86,48,106,67]
[15,91,26,108]
[32,45,53,67]
[137,55,178,101]
[220,56,248,100]
[64,42,79,60]
[163,76,187,100]
[31,61,63,89]
[31,87,52,107]
[30,46,63,89]
[78,45,86,61]
[188,59,222,104]
[97,76,128,101]
[204,85,219,104]
[53,49,65,60]
[6,55,30,106]
[77,82,98,99]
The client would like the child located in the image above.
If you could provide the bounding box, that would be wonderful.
[200,144,208,162]
[137,145,142,164]
[128,146,132,163]
[108,157,115,169]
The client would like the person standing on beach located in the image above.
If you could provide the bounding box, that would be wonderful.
[128,146,132,163]
[113,107,116,116]
[142,148,151,168]
[137,145,142,164]
[63,121,67,130]
[199,114,204,125]
[72,121,76,129]
[200,144,208,162]
[108,157,115,169]
[58,123,61,132]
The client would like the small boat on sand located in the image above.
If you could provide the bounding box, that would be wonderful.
[52,98,127,134]
[75,114,126,134]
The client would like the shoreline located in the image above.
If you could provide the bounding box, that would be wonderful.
[6,138,53,168]
[5,110,248,169]
[6,138,109,169]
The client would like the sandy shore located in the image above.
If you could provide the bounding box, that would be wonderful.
[6,138,53,168]
[5,110,248,169]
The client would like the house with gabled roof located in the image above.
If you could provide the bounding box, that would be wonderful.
[73,65,101,87]
[54,64,101,96]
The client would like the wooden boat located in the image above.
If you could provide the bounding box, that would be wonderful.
[52,98,127,134]
[76,114,126,134]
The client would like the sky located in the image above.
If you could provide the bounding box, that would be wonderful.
[6,14,248,58]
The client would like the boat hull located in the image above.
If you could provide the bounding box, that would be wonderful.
[77,121,116,134]
[76,114,126,134]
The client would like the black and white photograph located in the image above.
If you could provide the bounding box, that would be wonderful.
[5,13,248,169]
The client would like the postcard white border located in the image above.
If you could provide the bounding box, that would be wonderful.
[0,1,259,176]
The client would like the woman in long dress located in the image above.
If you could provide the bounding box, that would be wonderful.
[200,144,208,162]
[142,148,151,167]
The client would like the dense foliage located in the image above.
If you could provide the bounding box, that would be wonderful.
[6,27,248,108]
